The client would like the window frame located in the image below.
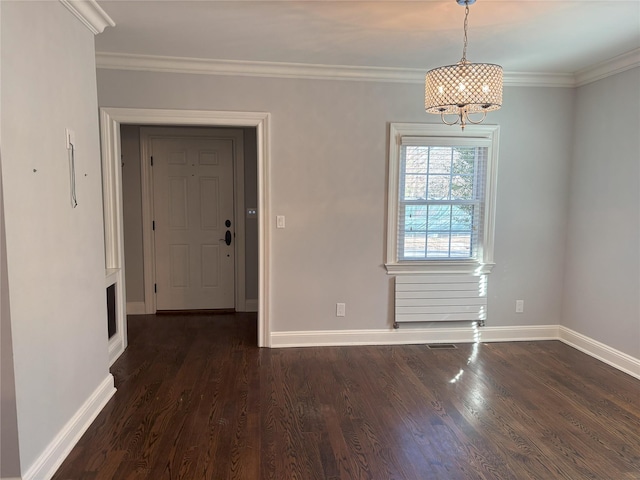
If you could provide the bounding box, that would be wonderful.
[386,123,500,275]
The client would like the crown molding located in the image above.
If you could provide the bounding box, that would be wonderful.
[95,51,636,87]
[575,48,640,87]
[502,71,575,88]
[60,0,115,35]
[95,53,427,84]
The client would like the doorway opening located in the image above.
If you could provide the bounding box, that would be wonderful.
[122,126,258,313]
[100,108,271,365]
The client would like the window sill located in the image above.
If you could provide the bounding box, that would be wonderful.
[385,261,495,275]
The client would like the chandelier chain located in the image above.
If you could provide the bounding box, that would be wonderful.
[462,2,469,62]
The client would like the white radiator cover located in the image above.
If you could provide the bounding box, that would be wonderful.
[395,274,487,325]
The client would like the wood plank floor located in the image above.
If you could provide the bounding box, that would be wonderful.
[53,313,640,479]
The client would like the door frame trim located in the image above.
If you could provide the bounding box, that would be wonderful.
[139,127,246,312]
[100,108,271,352]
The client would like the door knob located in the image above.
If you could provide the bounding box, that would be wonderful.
[220,230,232,246]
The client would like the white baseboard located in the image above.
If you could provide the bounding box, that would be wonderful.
[126,301,146,315]
[270,324,559,348]
[480,324,560,342]
[270,324,640,380]
[270,327,475,348]
[244,299,258,313]
[559,326,640,380]
[22,375,116,480]
[108,333,125,367]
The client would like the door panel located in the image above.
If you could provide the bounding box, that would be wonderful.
[169,177,188,228]
[152,135,235,310]
[169,244,189,288]
[200,177,219,229]
[201,245,220,287]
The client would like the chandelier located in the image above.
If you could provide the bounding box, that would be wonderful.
[424,0,503,129]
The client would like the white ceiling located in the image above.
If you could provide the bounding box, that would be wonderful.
[95,0,640,75]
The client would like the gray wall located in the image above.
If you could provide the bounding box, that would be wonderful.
[1,1,110,472]
[1,155,22,480]
[563,67,640,358]
[121,125,145,303]
[98,69,574,333]
[243,127,259,300]
[120,125,259,305]
[0,3,22,476]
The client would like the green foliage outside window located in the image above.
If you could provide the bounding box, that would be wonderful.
[400,145,482,259]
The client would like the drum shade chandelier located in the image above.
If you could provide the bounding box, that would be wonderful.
[425,0,503,129]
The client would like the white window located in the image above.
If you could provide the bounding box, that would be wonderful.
[386,123,499,274]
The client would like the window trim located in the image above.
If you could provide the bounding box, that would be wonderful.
[386,123,500,275]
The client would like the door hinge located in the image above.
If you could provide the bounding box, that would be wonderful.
[152,220,155,231]
[154,283,157,293]
[150,155,154,166]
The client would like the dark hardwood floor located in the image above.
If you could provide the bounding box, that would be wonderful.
[53,313,640,479]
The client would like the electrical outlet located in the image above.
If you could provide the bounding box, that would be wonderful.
[336,303,346,317]
[515,300,524,313]
[276,215,285,228]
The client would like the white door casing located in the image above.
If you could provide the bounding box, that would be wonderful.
[149,132,240,310]
[100,108,271,354]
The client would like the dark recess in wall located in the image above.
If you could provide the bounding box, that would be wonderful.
[107,284,116,339]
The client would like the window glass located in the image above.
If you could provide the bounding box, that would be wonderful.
[386,123,499,273]
[398,145,485,260]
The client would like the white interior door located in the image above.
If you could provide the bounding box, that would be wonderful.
[151,134,235,310]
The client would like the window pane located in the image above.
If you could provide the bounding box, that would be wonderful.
[427,175,451,200]
[427,205,451,230]
[404,205,427,231]
[450,233,472,258]
[404,232,426,258]
[452,147,476,174]
[427,233,450,257]
[404,174,426,200]
[451,205,473,231]
[405,147,429,173]
[390,124,497,268]
[428,147,452,174]
[451,175,474,200]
